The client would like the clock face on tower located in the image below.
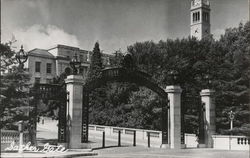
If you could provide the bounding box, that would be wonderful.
[191,25,201,39]
[192,26,199,35]
[193,0,201,6]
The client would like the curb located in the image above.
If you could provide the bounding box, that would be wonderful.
[0,151,98,158]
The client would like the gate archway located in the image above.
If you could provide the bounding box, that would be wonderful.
[81,67,170,145]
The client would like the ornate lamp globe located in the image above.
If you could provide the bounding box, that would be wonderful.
[16,45,28,68]
[228,111,235,120]
[204,74,212,89]
[70,53,81,75]
[169,70,179,85]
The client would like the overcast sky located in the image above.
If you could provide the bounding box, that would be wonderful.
[2,0,248,53]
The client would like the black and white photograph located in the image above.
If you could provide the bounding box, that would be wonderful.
[0,0,249,157]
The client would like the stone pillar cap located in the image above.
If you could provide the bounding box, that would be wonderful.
[200,89,215,96]
[165,85,182,93]
[65,75,85,84]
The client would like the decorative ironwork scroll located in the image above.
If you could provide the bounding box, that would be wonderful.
[198,101,205,144]
[57,91,67,143]
[181,97,185,145]
[81,90,89,143]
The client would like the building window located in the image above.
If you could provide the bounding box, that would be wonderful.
[193,12,197,22]
[35,77,40,83]
[193,11,200,22]
[46,79,52,84]
[202,12,209,22]
[46,63,52,73]
[80,55,83,62]
[35,62,41,72]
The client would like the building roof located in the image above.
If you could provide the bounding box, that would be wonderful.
[47,44,80,51]
[28,48,54,59]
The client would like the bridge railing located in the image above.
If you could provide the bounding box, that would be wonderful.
[89,124,162,140]
[89,124,199,148]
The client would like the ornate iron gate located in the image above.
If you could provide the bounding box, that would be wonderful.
[30,83,68,143]
[198,101,205,144]
[181,90,202,145]
[81,90,89,143]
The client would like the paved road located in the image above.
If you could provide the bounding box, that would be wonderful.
[79,146,249,158]
[37,121,250,158]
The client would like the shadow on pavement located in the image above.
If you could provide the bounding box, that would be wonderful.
[92,145,130,150]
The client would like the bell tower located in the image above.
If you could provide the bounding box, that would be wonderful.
[190,0,211,40]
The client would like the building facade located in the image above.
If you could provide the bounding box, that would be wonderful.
[190,0,211,40]
[25,44,111,84]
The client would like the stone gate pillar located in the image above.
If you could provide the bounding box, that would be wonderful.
[165,85,182,149]
[65,75,84,149]
[200,89,216,148]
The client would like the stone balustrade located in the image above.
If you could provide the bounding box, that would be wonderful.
[212,135,250,150]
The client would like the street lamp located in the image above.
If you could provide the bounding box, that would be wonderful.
[204,74,212,89]
[169,70,179,85]
[228,110,235,130]
[70,53,81,75]
[15,45,28,69]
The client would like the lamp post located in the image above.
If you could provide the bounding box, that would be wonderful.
[15,46,28,149]
[228,110,235,131]
[18,121,24,153]
[15,45,28,69]
[228,110,235,150]
[69,53,81,75]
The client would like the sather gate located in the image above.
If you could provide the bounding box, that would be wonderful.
[30,60,215,149]
[81,67,170,145]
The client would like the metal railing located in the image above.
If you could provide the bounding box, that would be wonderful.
[1,130,29,151]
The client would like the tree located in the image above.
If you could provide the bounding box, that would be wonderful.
[110,50,124,67]
[125,22,250,135]
[0,43,31,130]
[214,22,250,135]
[87,42,103,82]
[87,42,106,124]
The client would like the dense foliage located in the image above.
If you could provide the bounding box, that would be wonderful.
[0,44,31,130]
[88,22,250,135]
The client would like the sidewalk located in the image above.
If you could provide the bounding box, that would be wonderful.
[1,124,98,158]
[1,150,97,158]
